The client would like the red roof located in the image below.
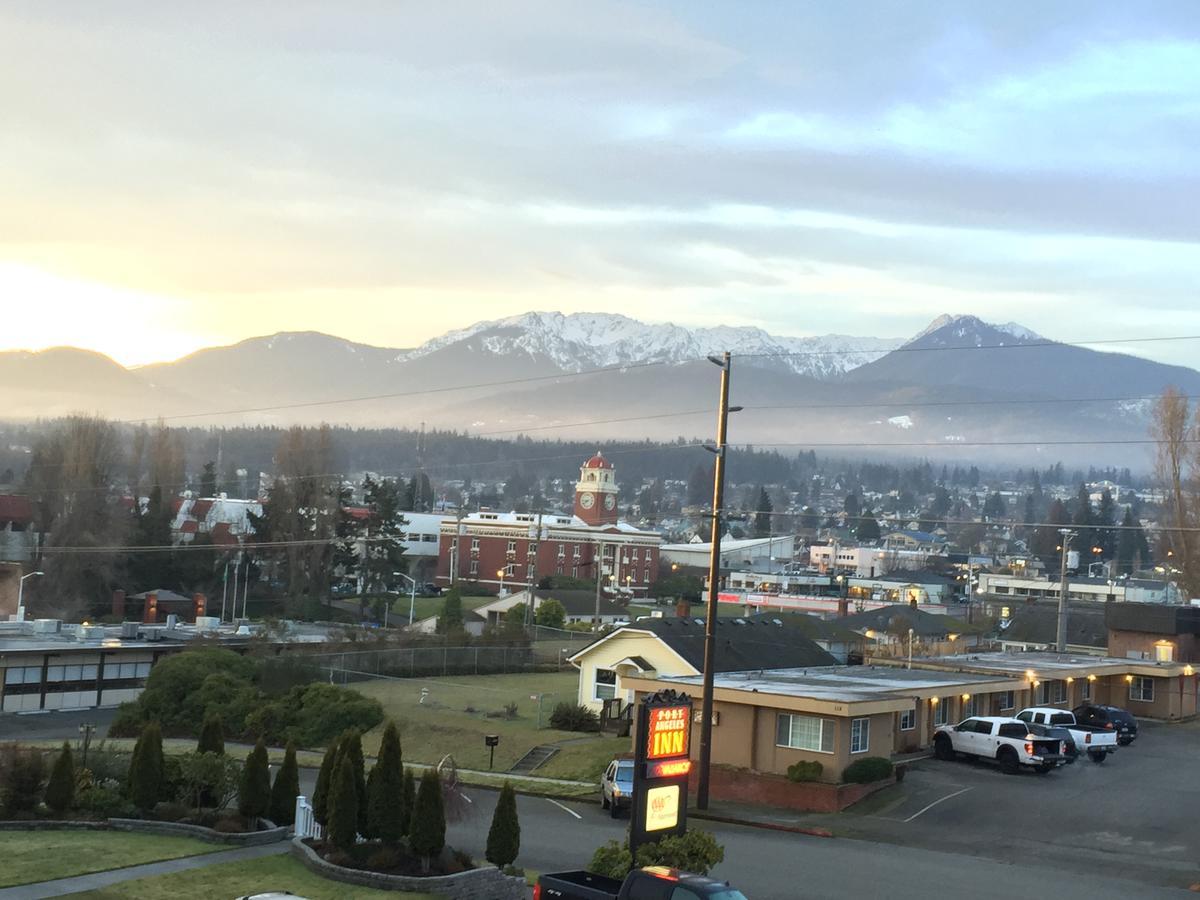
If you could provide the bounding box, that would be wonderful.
[190,499,215,520]
[179,520,199,534]
[211,522,237,546]
[171,497,185,515]
[0,495,33,524]
[343,506,371,521]
[583,451,613,470]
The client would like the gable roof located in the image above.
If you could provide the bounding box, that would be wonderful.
[744,612,863,644]
[632,616,838,672]
[838,604,966,638]
[0,495,33,524]
[537,589,628,618]
[1000,603,1108,649]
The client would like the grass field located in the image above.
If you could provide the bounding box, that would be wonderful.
[65,853,442,900]
[0,831,219,888]
[386,592,493,624]
[351,671,626,782]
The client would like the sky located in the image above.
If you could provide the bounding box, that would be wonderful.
[1,2,1198,367]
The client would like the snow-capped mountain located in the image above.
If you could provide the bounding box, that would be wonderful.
[904,313,1043,347]
[397,311,901,379]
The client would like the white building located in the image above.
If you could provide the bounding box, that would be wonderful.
[659,535,795,571]
[978,573,1185,605]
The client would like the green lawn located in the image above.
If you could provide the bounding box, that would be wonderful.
[65,853,443,899]
[387,593,492,624]
[0,831,219,888]
[351,671,626,782]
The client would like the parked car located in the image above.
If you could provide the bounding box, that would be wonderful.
[536,867,746,900]
[1025,722,1078,764]
[600,758,634,818]
[1016,707,1119,762]
[1073,703,1139,745]
[933,716,1066,774]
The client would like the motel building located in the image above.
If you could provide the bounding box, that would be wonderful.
[622,652,1196,805]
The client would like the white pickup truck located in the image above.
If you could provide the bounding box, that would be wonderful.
[934,716,1067,775]
[1016,707,1119,763]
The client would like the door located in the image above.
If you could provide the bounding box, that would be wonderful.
[954,719,981,754]
[974,719,999,755]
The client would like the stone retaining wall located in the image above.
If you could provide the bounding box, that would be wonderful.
[108,818,289,846]
[290,837,528,900]
[0,820,110,832]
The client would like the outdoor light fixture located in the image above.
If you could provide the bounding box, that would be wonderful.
[1025,670,1036,680]
[1066,677,1074,684]
[961,693,970,701]
[1087,674,1097,682]
[1186,665,1195,676]
[929,696,939,705]
[1125,675,1134,683]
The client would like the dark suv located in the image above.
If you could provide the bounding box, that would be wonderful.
[1074,704,1138,745]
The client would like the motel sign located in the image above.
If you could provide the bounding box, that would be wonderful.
[630,689,694,858]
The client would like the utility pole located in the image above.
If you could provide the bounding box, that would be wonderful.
[1056,529,1076,653]
[593,539,605,631]
[527,509,543,626]
[697,351,740,811]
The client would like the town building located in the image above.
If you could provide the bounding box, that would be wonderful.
[472,588,629,628]
[978,572,1185,605]
[807,543,943,577]
[436,453,662,597]
[568,615,837,713]
[171,493,262,548]
[660,535,795,571]
[0,495,37,619]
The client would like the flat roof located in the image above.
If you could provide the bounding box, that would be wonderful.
[907,651,1188,678]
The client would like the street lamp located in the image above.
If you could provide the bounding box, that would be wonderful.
[497,568,506,597]
[17,571,43,622]
[394,572,418,630]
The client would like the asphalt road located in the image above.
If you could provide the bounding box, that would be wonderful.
[0,707,118,742]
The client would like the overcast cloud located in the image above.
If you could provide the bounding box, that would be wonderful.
[0,1,1197,366]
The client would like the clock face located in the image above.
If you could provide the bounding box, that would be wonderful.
[604,494,616,511]
[579,492,595,509]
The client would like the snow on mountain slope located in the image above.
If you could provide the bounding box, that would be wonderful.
[397,311,900,379]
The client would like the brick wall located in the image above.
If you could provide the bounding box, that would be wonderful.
[689,765,892,813]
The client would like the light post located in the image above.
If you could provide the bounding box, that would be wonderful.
[16,571,43,622]
[497,568,506,597]
[907,627,914,669]
[78,722,96,769]
[395,572,417,629]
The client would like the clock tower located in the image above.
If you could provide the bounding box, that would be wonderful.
[574,451,619,526]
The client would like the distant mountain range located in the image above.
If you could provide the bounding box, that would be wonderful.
[2,312,1196,467]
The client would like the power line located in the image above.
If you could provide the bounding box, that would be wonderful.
[744,439,1199,448]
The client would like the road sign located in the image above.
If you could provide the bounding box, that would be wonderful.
[630,688,693,859]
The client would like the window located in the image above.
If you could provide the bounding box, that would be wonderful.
[962,696,979,717]
[850,717,870,754]
[1053,680,1067,703]
[527,542,538,555]
[1082,678,1092,700]
[998,723,1027,738]
[573,543,581,557]
[558,542,565,557]
[470,538,480,551]
[775,713,834,753]
[933,699,948,726]
[899,709,915,731]
[631,549,639,562]
[506,540,516,554]
[997,691,1015,711]
[594,668,617,701]
[644,568,650,584]
[1155,643,1175,663]
[1130,676,1155,703]
[469,560,478,575]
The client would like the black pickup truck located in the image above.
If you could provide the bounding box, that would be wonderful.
[535,866,746,900]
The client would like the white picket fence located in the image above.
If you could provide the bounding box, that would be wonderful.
[294,794,323,840]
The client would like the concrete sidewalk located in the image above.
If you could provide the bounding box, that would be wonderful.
[0,842,289,899]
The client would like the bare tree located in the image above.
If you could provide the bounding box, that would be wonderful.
[1151,388,1200,595]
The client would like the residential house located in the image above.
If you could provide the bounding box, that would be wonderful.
[472,588,628,628]
[996,601,1108,655]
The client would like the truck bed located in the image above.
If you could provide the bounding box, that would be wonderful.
[538,870,627,900]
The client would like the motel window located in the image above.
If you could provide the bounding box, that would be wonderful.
[775,713,834,753]
[1130,676,1155,703]
[962,696,979,717]
[997,691,1014,711]
[594,668,617,701]
[1052,680,1067,703]
[933,699,948,726]
[1155,643,1175,663]
[899,709,915,731]
[850,717,870,754]
[1082,678,1092,700]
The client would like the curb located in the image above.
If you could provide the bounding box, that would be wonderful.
[689,811,835,838]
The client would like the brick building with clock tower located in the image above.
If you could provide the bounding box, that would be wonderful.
[436,452,662,598]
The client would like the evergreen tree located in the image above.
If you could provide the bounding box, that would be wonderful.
[44,741,76,814]
[843,492,861,520]
[854,508,880,542]
[1097,489,1118,559]
[753,486,773,538]
[409,770,446,871]
[485,780,521,868]
[437,586,464,633]
[367,722,405,843]
[239,738,271,820]
[197,713,224,755]
[312,743,337,826]
[399,767,415,838]
[269,742,299,826]
[200,461,218,497]
[534,597,567,630]
[338,730,369,835]
[1072,483,1096,560]
[327,755,359,851]
[128,723,164,812]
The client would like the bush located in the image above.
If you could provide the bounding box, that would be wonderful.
[109,649,258,737]
[842,757,894,785]
[44,742,76,814]
[75,784,134,819]
[534,598,566,630]
[269,743,300,826]
[327,755,359,851]
[176,752,241,812]
[786,760,824,783]
[337,730,368,835]
[589,839,633,879]
[636,829,725,876]
[197,713,225,755]
[246,683,384,748]
[895,763,908,783]
[239,738,271,820]
[409,770,446,871]
[128,723,164,812]
[152,801,191,822]
[548,702,600,733]
[0,744,46,816]
[485,781,520,867]
[312,743,337,827]
[399,767,415,837]
[367,722,405,843]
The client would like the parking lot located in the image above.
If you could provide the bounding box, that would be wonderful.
[843,719,1200,890]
